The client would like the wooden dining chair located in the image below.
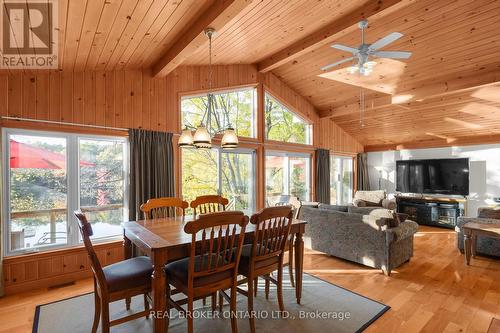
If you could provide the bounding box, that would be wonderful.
[221,206,293,333]
[190,195,229,218]
[274,201,296,288]
[74,211,153,333]
[165,211,249,333]
[140,197,189,219]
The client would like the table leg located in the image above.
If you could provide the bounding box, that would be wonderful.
[151,250,167,333]
[471,235,477,258]
[294,231,304,304]
[464,230,472,265]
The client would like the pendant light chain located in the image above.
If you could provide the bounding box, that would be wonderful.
[207,29,213,135]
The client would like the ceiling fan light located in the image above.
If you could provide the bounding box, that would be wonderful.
[364,61,377,68]
[193,125,212,149]
[221,127,239,150]
[347,65,359,74]
[178,128,194,147]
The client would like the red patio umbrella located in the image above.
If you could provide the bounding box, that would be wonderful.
[9,140,95,169]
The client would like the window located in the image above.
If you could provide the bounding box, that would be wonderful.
[265,152,311,206]
[330,155,353,205]
[181,87,257,138]
[265,93,312,144]
[181,148,256,213]
[2,129,128,255]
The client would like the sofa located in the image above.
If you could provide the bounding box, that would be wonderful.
[456,207,500,257]
[353,190,397,210]
[298,204,418,275]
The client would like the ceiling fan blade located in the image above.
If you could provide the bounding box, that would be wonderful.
[320,57,355,71]
[368,32,403,50]
[331,44,358,54]
[374,50,412,59]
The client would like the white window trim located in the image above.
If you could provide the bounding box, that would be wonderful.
[180,146,257,213]
[266,151,312,201]
[330,155,354,205]
[2,128,129,257]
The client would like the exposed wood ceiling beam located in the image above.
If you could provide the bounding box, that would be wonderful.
[152,0,253,77]
[364,133,500,152]
[257,0,410,73]
[320,67,500,118]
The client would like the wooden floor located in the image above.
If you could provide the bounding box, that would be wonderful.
[0,226,499,333]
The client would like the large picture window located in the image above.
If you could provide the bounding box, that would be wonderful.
[2,129,128,255]
[330,155,353,205]
[265,93,312,145]
[181,148,256,213]
[265,152,311,206]
[181,87,257,138]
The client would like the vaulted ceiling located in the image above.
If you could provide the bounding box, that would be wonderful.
[3,0,500,148]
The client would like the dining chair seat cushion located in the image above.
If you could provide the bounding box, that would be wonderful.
[165,254,232,288]
[103,256,153,293]
[236,244,280,274]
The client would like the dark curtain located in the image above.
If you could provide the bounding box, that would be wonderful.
[128,129,175,221]
[315,149,330,204]
[357,153,370,191]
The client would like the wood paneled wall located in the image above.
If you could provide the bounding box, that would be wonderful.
[0,65,362,154]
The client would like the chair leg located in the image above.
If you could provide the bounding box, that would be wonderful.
[187,296,194,333]
[211,292,217,312]
[277,263,285,313]
[230,284,239,333]
[288,237,295,288]
[219,290,224,312]
[144,293,150,319]
[265,274,270,300]
[92,289,101,333]
[253,278,258,297]
[247,276,256,333]
[125,297,131,311]
[101,300,110,333]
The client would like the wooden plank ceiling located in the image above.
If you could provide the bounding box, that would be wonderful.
[3,0,500,148]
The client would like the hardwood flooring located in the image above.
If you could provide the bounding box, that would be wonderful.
[0,225,498,332]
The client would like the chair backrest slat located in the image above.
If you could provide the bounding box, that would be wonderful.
[184,211,248,283]
[74,210,107,292]
[190,195,229,218]
[140,197,189,220]
[250,206,294,262]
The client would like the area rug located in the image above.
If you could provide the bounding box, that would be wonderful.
[33,273,389,333]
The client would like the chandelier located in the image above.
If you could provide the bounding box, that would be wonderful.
[178,28,238,150]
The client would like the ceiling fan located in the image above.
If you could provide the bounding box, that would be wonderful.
[321,19,412,75]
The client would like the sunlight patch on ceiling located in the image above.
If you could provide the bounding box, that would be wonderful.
[318,58,407,94]
[471,85,500,103]
[459,102,500,120]
[425,132,457,142]
[444,117,482,129]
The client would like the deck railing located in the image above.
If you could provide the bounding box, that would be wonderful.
[10,204,123,246]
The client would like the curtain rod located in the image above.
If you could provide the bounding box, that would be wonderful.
[1,116,129,131]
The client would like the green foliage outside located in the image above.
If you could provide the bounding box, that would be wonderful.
[265,93,311,144]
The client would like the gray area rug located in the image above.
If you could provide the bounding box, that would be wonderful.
[33,273,389,333]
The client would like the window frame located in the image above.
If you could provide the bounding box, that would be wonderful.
[265,150,312,204]
[264,91,313,146]
[330,155,354,205]
[180,85,258,139]
[180,146,257,213]
[2,128,129,257]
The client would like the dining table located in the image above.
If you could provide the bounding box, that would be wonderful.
[121,214,307,333]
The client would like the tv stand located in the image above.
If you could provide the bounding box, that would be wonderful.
[396,195,466,229]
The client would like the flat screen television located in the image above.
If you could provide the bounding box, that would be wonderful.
[396,158,469,195]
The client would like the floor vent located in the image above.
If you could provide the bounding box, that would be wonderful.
[48,281,76,290]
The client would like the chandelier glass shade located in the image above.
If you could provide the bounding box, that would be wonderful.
[178,28,238,150]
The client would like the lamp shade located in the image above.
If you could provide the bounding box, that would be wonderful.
[221,127,238,149]
[178,128,194,147]
[193,125,212,148]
